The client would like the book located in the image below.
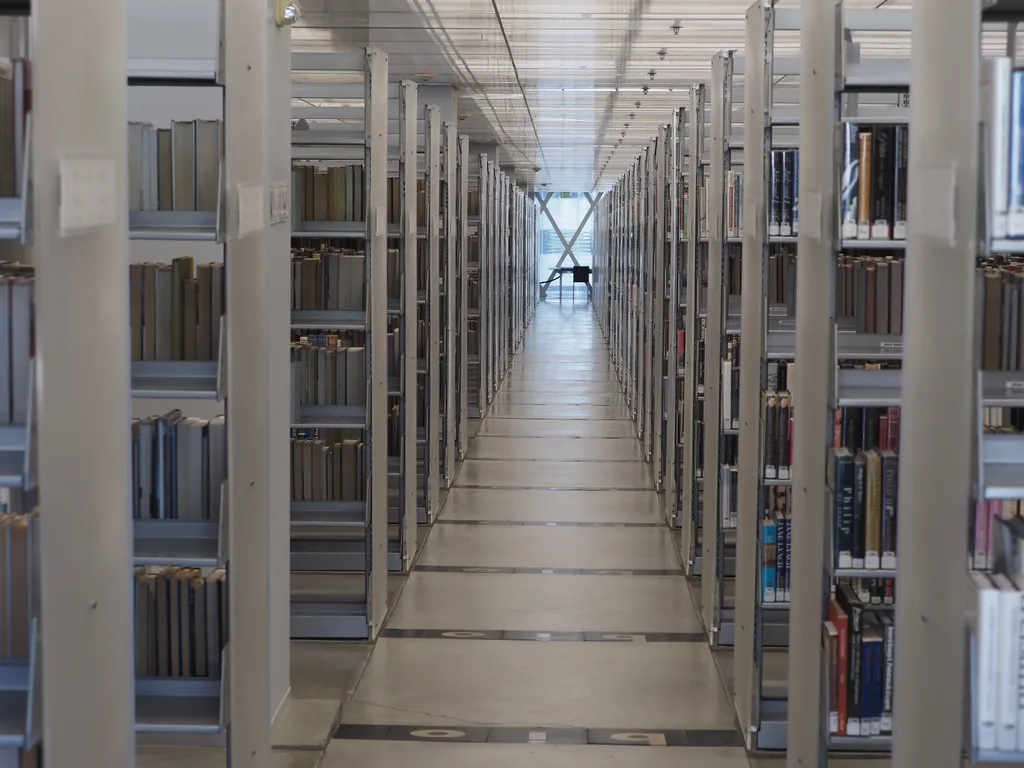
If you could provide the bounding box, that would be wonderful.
[824,620,839,734]
[762,516,777,602]
[840,124,860,240]
[857,130,873,240]
[973,571,999,750]
[870,126,895,240]
[864,450,882,570]
[893,125,909,239]
[880,450,898,570]
[852,452,867,569]
[828,598,850,735]
[1009,70,1024,238]
[834,447,855,569]
[837,584,864,736]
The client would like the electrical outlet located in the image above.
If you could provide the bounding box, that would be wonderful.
[237,183,265,238]
[59,156,117,235]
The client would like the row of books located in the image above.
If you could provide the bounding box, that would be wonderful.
[291,250,366,313]
[764,391,793,480]
[824,584,895,737]
[768,247,797,313]
[836,255,905,335]
[831,446,899,571]
[128,120,222,214]
[131,411,226,521]
[134,567,226,679]
[291,343,366,408]
[978,264,1024,371]
[981,58,1023,240]
[291,437,366,503]
[762,486,791,603]
[839,123,909,242]
[726,171,743,239]
[973,498,1024,572]
[0,511,31,662]
[294,166,430,225]
[0,264,33,425]
[769,150,799,237]
[833,405,902,455]
[129,259,224,362]
[0,59,29,200]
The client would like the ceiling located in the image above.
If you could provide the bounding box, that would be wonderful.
[292,0,1012,192]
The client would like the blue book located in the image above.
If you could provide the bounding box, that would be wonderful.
[1009,70,1024,237]
[862,626,884,736]
[762,518,778,602]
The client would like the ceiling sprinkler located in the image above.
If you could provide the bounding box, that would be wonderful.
[629,112,635,119]
[671,23,681,35]
[657,48,667,60]
[635,100,641,108]
[647,70,656,81]
[642,85,649,95]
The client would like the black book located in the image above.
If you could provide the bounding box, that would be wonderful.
[840,124,860,239]
[781,151,795,236]
[837,583,865,736]
[765,392,778,478]
[880,450,898,569]
[871,125,895,240]
[792,151,800,235]
[880,612,895,734]
[852,452,867,568]
[834,447,855,569]
[863,407,880,451]
[893,125,909,239]
[842,406,863,452]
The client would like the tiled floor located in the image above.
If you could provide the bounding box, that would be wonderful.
[321,301,751,767]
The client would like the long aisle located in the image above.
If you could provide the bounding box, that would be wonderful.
[322,301,748,768]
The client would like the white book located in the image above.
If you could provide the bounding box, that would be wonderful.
[974,572,1000,751]
[128,122,144,212]
[1017,589,1024,751]
[995,574,1022,751]
[186,418,204,520]
[206,415,226,521]
[985,58,1013,239]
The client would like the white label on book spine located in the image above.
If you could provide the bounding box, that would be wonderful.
[893,221,907,240]
[778,466,790,481]
[838,553,853,569]
[857,222,871,240]
[871,222,890,240]
[881,553,896,571]
[842,220,858,240]
[780,223,791,237]
[864,552,880,570]
[769,223,780,237]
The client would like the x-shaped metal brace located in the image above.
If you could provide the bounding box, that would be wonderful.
[536,191,602,298]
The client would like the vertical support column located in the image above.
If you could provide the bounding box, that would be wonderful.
[365,48,389,638]
[266,0,293,719]
[702,53,728,636]
[892,1,979,766]
[788,1,838,763]
[478,156,489,415]
[666,110,682,509]
[653,129,667,490]
[457,136,470,459]
[425,107,441,521]
[735,2,768,743]
[400,81,418,565]
[34,0,134,764]
[643,144,654,459]
[442,122,456,487]
[224,0,276,760]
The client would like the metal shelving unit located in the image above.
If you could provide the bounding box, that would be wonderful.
[287,49,392,640]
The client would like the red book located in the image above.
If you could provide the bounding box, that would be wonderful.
[878,415,889,454]
[833,409,842,449]
[828,599,850,735]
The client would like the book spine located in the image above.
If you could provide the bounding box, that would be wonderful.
[852,454,867,569]
[893,124,909,239]
[762,519,777,602]
[857,130,873,240]
[770,151,781,236]
[834,605,850,735]
[881,616,895,735]
[781,151,793,236]
[792,150,799,235]
[999,584,1021,750]
[865,451,882,570]
[886,406,901,452]
[840,124,860,239]
[1010,70,1024,238]
[881,452,898,570]
[764,393,778,479]
[871,126,894,240]
[976,576,999,749]
[836,451,854,569]
[777,394,791,480]
[848,597,863,735]
[988,59,1012,239]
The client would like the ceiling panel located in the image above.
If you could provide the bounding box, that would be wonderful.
[294,0,1014,191]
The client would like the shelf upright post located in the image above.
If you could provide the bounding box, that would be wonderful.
[630,160,639,413]
[457,136,470,460]
[34,0,134,761]
[892,1,979,766]
[399,81,418,565]
[666,107,684,511]
[653,128,668,489]
[702,53,732,636]
[486,161,496,403]
[788,0,839,761]
[643,143,654,461]
[425,106,441,522]
[478,155,489,416]
[364,48,389,637]
[682,88,705,556]
[442,122,457,488]
[735,1,770,745]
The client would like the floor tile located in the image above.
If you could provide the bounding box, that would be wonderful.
[416,524,681,570]
[342,638,736,730]
[438,487,665,523]
[386,572,703,632]
[272,697,341,748]
[290,640,371,701]
[322,741,753,768]
[499,381,624,395]
[458,459,651,489]
[137,746,320,768]
[483,403,631,420]
[470,436,643,461]
[491,391,626,406]
[476,417,636,437]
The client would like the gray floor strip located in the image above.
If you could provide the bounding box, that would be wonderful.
[455,484,652,491]
[464,456,645,463]
[413,565,684,576]
[436,519,666,528]
[379,629,705,643]
[332,723,743,747]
